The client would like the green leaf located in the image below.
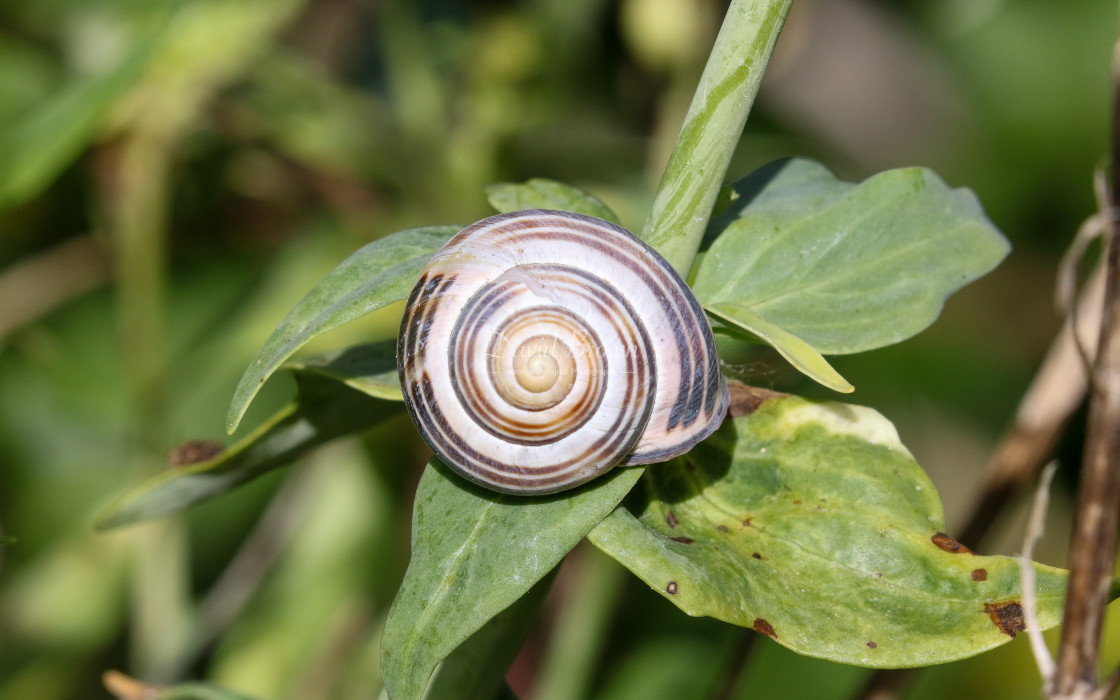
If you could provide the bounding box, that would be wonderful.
[641,0,793,272]
[97,375,398,529]
[0,14,168,213]
[589,391,1086,668]
[706,303,853,393]
[226,225,457,433]
[485,178,620,224]
[381,462,642,700]
[707,158,856,229]
[284,340,402,401]
[422,569,556,700]
[692,159,1011,355]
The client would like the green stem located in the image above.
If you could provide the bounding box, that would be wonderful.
[114,131,170,437]
[111,126,190,683]
[640,0,793,273]
[533,546,624,700]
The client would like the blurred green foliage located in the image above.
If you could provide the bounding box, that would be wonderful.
[1,0,1119,699]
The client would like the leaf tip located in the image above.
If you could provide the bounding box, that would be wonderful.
[224,413,242,435]
[225,372,262,434]
[92,501,131,532]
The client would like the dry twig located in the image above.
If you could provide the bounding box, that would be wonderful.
[1019,462,1059,690]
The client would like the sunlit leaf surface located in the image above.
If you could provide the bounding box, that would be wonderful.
[693,159,1010,355]
[590,388,1085,667]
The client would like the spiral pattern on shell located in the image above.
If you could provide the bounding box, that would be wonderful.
[398,209,729,494]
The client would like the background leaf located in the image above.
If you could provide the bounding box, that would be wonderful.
[590,389,1080,667]
[692,159,1011,355]
[485,178,620,223]
[98,374,398,529]
[226,225,457,433]
[0,14,167,214]
[103,670,265,700]
[381,462,642,700]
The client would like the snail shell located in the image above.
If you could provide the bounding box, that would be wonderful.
[398,209,728,494]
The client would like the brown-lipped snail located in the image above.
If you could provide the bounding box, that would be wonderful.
[397,209,729,494]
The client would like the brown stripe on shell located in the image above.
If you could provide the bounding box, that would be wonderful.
[413,332,650,491]
[416,369,642,491]
[454,302,607,444]
[476,214,727,457]
[447,264,651,453]
[477,216,722,435]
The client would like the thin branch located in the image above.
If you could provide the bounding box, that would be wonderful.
[1019,462,1059,690]
[0,235,111,340]
[958,265,1103,547]
[195,465,310,637]
[165,460,318,677]
[1052,34,1120,696]
[711,629,760,700]
[1097,662,1120,700]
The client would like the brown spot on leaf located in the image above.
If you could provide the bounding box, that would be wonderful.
[684,461,695,472]
[666,581,679,595]
[867,641,877,649]
[752,553,762,559]
[727,382,786,417]
[792,499,802,505]
[168,440,224,468]
[931,532,974,554]
[985,602,1025,637]
[666,511,678,528]
[717,525,729,532]
[670,536,694,544]
[743,518,753,527]
[753,618,777,639]
[972,569,988,582]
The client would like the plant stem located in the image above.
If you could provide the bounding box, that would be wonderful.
[710,629,759,700]
[532,546,624,700]
[1052,33,1120,697]
[641,0,793,274]
[108,127,193,682]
